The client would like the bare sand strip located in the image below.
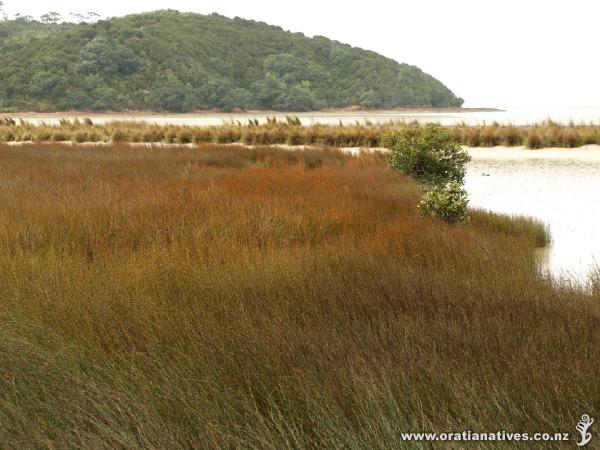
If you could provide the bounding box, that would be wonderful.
[4,141,600,159]
[343,145,600,159]
[467,145,600,161]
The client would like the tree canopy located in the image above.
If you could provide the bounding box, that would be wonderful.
[0,10,464,112]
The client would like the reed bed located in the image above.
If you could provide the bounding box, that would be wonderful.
[469,209,551,247]
[0,143,597,448]
[2,117,600,148]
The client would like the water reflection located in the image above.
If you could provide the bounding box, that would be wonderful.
[465,148,600,285]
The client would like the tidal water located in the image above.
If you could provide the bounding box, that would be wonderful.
[8,106,600,126]
[465,147,600,285]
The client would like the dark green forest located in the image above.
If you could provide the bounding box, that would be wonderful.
[0,10,464,112]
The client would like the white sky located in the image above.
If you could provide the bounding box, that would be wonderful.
[2,0,599,108]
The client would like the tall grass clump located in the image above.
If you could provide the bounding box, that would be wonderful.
[2,118,600,149]
[525,130,543,149]
[0,143,597,447]
[469,209,551,247]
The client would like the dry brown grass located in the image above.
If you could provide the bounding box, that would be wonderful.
[2,117,600,149]
[0,143,597,448]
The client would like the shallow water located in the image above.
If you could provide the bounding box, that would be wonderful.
[7,106,600,126]
[465,147,600,285]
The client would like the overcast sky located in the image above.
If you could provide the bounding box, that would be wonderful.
[2,0,599,108]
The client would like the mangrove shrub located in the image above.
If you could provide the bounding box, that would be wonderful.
[383,123,471,187]
[383,124,471,222]
[418,181,469,223]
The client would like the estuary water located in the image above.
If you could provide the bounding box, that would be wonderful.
[7,106,600,126]
[465,147,600,285]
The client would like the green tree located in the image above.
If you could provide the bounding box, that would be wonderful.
[226,88,254,111]
[250,77,285,109]
[263,54,328,85]
[359,89,383,109]
[0,84,6,109]
[199,78,236,110]
[69,13,87,24]
[273,85,320,111]
[91,86,120,110]
[151,80,193,112]
[29,72,67,99]
[86,12,101,22]
[76,37,138,77]
[40,12,62,24]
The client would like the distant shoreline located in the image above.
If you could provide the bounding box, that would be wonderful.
[0,107,502,118]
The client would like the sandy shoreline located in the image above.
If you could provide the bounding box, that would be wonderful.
[4,141,600,159]
[0,108,500,118]
[333,145,600,159]
[466,145,600,161]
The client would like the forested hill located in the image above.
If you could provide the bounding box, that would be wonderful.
[0,10,464,112]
